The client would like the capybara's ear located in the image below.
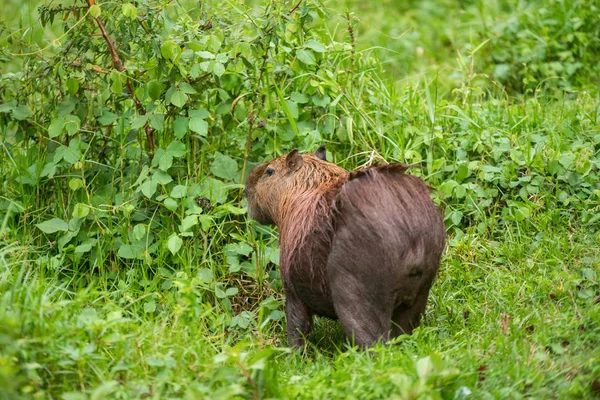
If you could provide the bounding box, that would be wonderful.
[315,145,327,161]
[286,149,303,172]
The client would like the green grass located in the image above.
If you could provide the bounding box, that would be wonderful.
[2,214,599,398]
[1,0,600,398]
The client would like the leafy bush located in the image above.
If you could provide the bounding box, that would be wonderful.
[482,0,600,93]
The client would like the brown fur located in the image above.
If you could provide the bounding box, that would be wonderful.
[245,148,446,347]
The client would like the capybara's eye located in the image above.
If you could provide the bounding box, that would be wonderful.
[265,167,275,177]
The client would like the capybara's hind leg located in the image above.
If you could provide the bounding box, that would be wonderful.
[331,282,393,346]
[390,288,431,338]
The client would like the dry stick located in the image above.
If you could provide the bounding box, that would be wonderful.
[87,0,155,154]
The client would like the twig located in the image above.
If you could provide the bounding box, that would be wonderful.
[262,0,303,37]
[289,0,303,14]
[91,7,124,72]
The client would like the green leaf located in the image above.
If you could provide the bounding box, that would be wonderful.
[166,141,187,158]
[210,152,238,181]
[161,41,181,61]
[163,197,178,211]
[89,4,101,17]
[167,233,183,255]
[40,162,56,178]
[199,178,229,204]
[198,215,214,231]
[559,152,575,169]
[218,204,246,215]
[225,242,253,256]
[215,287,227,299]
[269,310,284,320]
[189,108,210,119]
[207,36,222,52]
[55,145,81,165]
[48,118,64,138]
[291,92,309,104]
[165,86,176,104]
[179,83,197,94]
[195,50,214,59]
[297,49,316,65]
[66,78,79,95]
[97,111,117,126]
[62,392,87,400]
[286,100,299,119]
[158,152,173,171]
[152,170,173,185]
[90,380,120,400]
[72,203,90,219]
[57,99,75,117]
[170,89,188,108]
[149,113,164,130]
[140,179,158,198]
[171,185,187,198]
[198,268,213,283]
[148,81,163,100]
[236,42,251,58]
[0,101,15,113]
[456,164,470,181]
[130,115,148,129]
[438,180,458,197]
[305,40,326,53]
[213,62,225,77]
[133,224,146,241]
[117,244,140,259]
[180,215,198,232]
[12,105,32,121]
[111,74,123,95]
[75,240,94,254]
[36,218,69,234]
[450,210,463,226]
[173,117,188,138]
[121,3,137,20]
[143,300,156,313]
[189,117,208,136]
[312,94,330,107]
[64,115,80,135]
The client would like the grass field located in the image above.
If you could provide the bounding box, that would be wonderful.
[1,0,599,398]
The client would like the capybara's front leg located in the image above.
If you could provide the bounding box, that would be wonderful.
[285,289,313,348]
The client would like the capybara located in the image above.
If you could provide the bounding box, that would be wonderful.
[245,146,446,347]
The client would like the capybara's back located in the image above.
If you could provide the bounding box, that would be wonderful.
[327,164,446,345]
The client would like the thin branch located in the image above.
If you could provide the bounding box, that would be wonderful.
[289,0,303,15]
[87,0,155,154]
[262,0,303,37]
[91,12,124,72]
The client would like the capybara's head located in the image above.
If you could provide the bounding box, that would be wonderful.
[245,147,348,226]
